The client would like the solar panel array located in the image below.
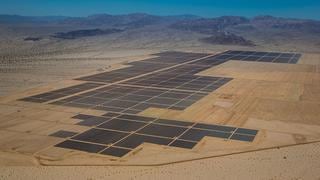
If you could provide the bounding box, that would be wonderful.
[20,50,302,158]
[20,50,301,106]
[53,113,258,157]
[48,52,233,113]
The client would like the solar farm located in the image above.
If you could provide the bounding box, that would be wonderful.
[0,50,319,165]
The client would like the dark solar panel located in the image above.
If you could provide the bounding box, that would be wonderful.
[100,147,132,157]
[20,83,103,103]
[230,134,256,142]
[169,140,197,149]
[71,128,129,145]
[55,140,106,153]
[49,130,78,138]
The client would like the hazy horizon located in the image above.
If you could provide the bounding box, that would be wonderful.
[1,0,320,20]
[1,13,320,22]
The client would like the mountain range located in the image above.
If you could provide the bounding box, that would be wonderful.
[0,13,320,59]
[2,13,319,32]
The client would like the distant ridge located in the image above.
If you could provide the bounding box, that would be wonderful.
[57,13,201,27]
[170,16,250,34]
[1,13,320,47]
[51,28,124,39]
[2,13,318,34]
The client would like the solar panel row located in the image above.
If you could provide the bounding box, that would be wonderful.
[51,84,210,113]
[211,50,301,64]
[122,65,232,93]
[76,52,211,83]
[20,82,103,103]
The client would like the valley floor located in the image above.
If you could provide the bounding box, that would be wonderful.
[0,47,319,180]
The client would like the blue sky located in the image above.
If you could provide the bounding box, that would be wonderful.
[1,0,320,19]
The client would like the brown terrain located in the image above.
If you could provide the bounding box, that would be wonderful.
[0,14,320,179]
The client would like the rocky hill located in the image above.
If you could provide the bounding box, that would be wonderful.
[251,15,320,33]
[201,32,255,46]
[170,16,250,34]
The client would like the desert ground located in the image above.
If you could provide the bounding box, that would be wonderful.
[1,142,319,180]
[0,14,320,179]
[0,46,319,179]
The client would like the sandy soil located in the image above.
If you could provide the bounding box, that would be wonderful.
[0,142,319,180]
[0,49,154,97]
[0,44,319,179]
